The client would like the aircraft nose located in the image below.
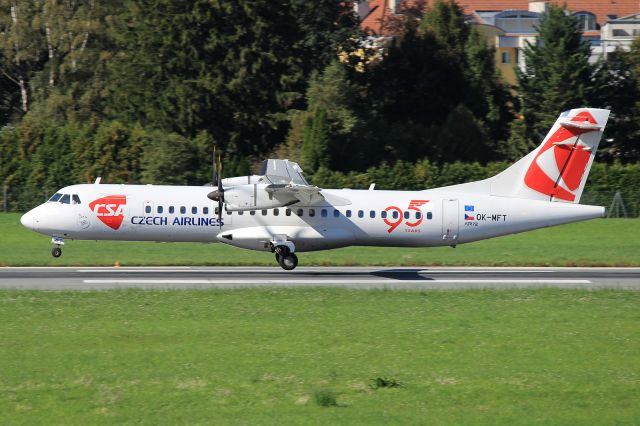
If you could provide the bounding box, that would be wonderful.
[20,210,37,230]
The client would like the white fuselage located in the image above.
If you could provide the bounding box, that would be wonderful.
[21,183,605,252]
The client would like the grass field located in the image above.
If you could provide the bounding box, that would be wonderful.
[0,288,638,424]
[1,213,638,266]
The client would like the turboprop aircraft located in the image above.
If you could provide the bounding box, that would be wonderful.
[21,108,609,270]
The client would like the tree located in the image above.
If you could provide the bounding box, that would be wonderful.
[599,38,640,162]
[517,4,599,143]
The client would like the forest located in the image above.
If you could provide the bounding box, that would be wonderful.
[1,0,639,211]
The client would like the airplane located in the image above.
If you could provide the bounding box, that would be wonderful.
[20,108,609,270]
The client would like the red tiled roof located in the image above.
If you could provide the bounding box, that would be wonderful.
[360,0,640,34]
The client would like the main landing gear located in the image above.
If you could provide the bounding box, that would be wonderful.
[270,237,298,271]
[51,237,64,258]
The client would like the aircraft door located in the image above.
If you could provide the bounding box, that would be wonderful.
[442,199,459,242]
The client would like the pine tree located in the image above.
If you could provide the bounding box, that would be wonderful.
[517,4,597,142]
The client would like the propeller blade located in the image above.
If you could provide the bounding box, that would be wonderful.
[212,146,218,187]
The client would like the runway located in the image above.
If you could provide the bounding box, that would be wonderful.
[0,266,639,290]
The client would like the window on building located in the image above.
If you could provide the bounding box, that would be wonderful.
[575,12,597,31]
[613,29,630,37]
[501,51,510,64]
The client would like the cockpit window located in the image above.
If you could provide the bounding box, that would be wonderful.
[49,193,62,202]
[72,194,81,204]
[60,194,71,204]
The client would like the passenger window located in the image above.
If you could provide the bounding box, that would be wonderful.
[60,194,70,204]
[427,212,433,220]
[346,210,352,218]
[333,209,340,218]
[215,207,219,215]
[192,206,197,214]
[309,209,315,217]
[297,209,304,216]
[358,210,364,218]
[392,211,399,219]
[250,210,256,215]
[381,211,387,219]
[157,206,163,214]
[262,210,267,216]
[49,193,62,202]
[285,209,291,216]
[404,211,410,219]
[238,211,244,215]
[169,206,175,214]
[321,209,327,217]
[203,207,209,215]
[180,206,186,214]
[145,205,151,214]
[416,212,422,219]
[273,209,279,216]
[72,194,81,204]
[370,210,375,218]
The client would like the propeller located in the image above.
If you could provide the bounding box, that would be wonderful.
[207,152,224,227]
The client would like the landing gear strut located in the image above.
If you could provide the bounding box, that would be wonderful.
[51,237,64,258]
[270,237,297,271]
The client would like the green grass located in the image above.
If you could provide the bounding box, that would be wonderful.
[0,289,639,424]
[1,213,638,266]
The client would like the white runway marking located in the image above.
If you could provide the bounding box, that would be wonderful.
[83,279,591,285]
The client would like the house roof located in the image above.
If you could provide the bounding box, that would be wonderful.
[360,0,640,34]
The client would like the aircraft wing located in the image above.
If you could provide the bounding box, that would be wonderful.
[265,182,323,205]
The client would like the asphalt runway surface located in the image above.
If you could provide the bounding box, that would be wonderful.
[0,266,639,290]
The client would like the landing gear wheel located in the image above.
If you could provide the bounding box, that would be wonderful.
[275,253,281,263]
[51,247,62,258]
[278,253,298,271]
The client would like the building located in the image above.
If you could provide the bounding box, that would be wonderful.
[354,0,640,85]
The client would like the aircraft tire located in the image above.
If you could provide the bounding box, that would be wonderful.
[278,253,298,271]
[51,247,62,258]
[275,253,281,263]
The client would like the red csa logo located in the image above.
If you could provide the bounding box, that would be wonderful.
[384,200,429,233]
[89,195,126,230]
[524,111,598,202]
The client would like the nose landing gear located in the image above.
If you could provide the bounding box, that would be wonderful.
[51,237,65,258]
[270,237,298,270]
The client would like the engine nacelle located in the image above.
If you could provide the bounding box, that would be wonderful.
[221,175,266,186]
[223,184,296,211]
